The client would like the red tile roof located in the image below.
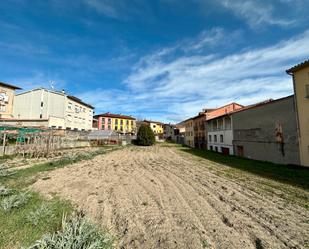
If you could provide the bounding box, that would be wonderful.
[286,59,309,74]
[94,113,136,120]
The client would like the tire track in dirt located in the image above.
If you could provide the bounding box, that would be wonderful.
[156,148,307,248]
[32,145,309,249]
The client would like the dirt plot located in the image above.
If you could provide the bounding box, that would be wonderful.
[32,145,309,249]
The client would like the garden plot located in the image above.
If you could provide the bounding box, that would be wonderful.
[32,145,309,249]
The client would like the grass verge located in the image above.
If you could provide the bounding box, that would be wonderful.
[165,143,309,209]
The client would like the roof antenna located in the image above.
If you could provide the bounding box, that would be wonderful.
[49,80,55,90]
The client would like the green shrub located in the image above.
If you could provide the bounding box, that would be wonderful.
[25,213,114,249]
[0,164,15,177]
[26,204,55,226]
[136,124,155,146]
[0,184,13,196]
[1,191,31,212]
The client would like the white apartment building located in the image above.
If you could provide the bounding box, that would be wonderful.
[206,115,234,155]
[12,88,94,130]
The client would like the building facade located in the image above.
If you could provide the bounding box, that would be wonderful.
[163,123,176,141]
[287,60,309,167]
[184,118,194,147]
[93,113,136,134]
[144,120,164,135]
[207,115,234,155]
[0,82,21,119]
[12,88,94,130]
[192,113,206,149]
[203,103,243,150]
[232,96,300,165]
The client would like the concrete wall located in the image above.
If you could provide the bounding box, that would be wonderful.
[292,67,309,166]
[232,96,300,165]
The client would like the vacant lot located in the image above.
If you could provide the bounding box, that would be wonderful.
[32,144,309,249]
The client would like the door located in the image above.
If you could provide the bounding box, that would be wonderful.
[221,147,230,155]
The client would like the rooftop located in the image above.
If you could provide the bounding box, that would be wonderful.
[94,112,136,120]
[0,81,22,90]
[143,119,164,125]
[206,95,293,121]
[16,88,94,109]
[286,59,309,74]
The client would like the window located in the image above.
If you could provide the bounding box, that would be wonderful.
[131,120,133,126]
[214,135,217,142]
[108,125,111,130]
[102,124,105,130]
[120,120,123,125]
[306,84,309,98]
[108,118,111,124]
[40,114,42,119]
[115,119,118,125]
[220,135,224,143]
[215,146,218,152]
[210,146,213,151]
[126,120,129,125]
[115,126,118,131]
[209,135,212,142]
[40,101,43,107]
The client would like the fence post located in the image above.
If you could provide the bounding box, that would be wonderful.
[2,132,6,156]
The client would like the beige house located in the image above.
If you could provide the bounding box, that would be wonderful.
[0,82,21,119]
[184,118,194,147]
[11,88,94,130]
[287,60,309,166]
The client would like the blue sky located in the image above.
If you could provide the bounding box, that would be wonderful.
[1,0,309,122]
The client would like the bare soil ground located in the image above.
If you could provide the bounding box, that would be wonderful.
[32,145,309,249]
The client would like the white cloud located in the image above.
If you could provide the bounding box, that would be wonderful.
[217,0,295,28]
[79,29,308,123]
[83,0,151,20]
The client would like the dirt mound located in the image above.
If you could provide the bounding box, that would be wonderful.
[32,146,309,249]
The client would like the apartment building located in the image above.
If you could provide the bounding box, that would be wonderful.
[206,96,300,165]
[203,102,244,149]
[207,114,234,154]
[192,112,206,149]
[11,88,94,130]
[184,118,194,147]
[287,60,309,167]
[163,123,177,141]
[0,82,21,119]
[93,113,136,134]
[143,120,164,135]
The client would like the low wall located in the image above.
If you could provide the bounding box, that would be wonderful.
[0,140,91,156]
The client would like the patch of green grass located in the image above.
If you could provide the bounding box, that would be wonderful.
[178,146,309,191]
[0,190,73,249]
[0,146,121,248]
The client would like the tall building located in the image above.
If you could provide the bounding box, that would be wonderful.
[0,82,21,119]
[93,113,136,134]
[184,118,194,147]
[287,60,309,166]
[10,88,94,130]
